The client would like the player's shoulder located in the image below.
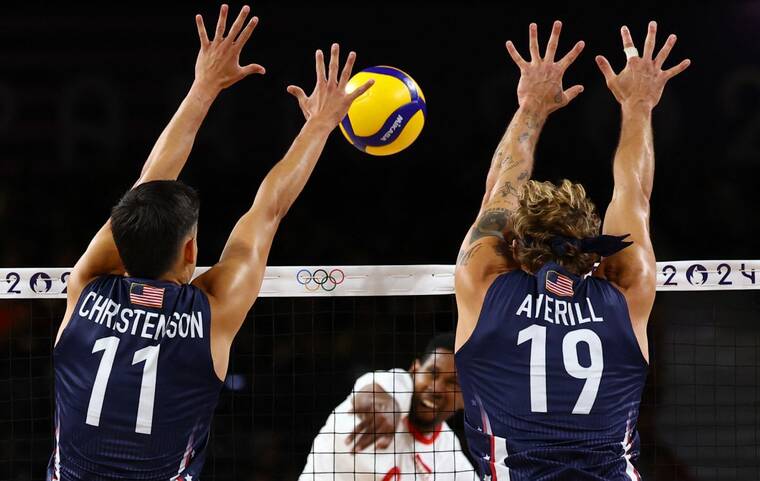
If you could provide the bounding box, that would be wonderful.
[594,250,656,296]
[585,271,630,307]
[68,273,120,303]
[492,267,533,286]
[77,272,119,289]
[480,268,534,304]
[177,279,211,300]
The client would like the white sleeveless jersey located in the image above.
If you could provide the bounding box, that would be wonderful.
[299,369,476,481]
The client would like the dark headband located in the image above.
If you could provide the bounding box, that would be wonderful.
[524,234,633,257]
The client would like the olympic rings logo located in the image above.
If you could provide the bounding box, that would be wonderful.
[296,268,345,292]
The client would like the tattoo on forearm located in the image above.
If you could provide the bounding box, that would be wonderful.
[457,243,483,266]
[470,208,510,243]
[495,153,507,169]
[525,112,540,129]
[497,181,519,199]
[491,152,523,177]
[518,170,529,181]
[489,109,543,172]
[496,155,524,172]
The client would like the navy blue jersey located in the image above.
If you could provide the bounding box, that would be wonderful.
[455,263,649,481]
[48,275,223,481]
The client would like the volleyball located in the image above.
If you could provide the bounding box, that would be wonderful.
[339,66,427,156]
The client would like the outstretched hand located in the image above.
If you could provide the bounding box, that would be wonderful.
[194,4,265,93]
[346,389,399,453]
[287,43,374,129]
[505,21,585,114]
[596,21,690,111]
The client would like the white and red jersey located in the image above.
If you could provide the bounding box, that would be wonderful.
[299,369,476,481]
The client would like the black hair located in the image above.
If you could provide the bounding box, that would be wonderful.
[418,332,456,363]
[111,180,200,279]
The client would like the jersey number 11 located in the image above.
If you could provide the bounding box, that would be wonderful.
[85,336,160,434]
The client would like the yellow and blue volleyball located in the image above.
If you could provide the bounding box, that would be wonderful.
[340,66,426,156]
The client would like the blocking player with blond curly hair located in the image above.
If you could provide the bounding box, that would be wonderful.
[511,179,602,275]
[453,20,690,480]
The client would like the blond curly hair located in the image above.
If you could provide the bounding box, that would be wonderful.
[511,179,601,275]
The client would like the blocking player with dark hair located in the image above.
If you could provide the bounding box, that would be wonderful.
[47,5,372,480]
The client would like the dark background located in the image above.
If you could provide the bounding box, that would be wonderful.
[0,1,759,268]
[1,1,760,481]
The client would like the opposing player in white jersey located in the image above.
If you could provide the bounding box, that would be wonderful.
[299,333,476,481]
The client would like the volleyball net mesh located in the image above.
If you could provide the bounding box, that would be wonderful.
[1,262,759,481]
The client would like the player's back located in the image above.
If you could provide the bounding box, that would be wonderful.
[455,262,649,481]
[48,275,223,481]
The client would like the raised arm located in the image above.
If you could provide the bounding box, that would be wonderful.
[66,5,264,299]
[455,21,584,348]
[138,6,264,184]
[593,22,690,355]
[192,44,373,344]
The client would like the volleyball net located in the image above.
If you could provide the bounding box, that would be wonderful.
[1,262,759,481]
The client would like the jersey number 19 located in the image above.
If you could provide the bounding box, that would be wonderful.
[517,325,603,415]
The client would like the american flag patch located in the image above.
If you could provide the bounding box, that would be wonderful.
[546,270,574,297]
[129,283,165,308]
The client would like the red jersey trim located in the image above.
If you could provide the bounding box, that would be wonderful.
[415,453,433,473]
[382,466,401,481]
[405,418,442,445]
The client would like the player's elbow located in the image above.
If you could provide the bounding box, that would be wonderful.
[255,178,292,223]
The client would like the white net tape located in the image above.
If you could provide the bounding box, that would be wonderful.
[0,260,759,299]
